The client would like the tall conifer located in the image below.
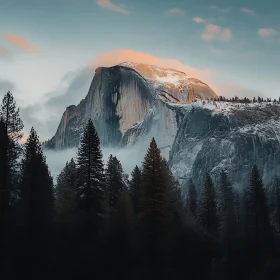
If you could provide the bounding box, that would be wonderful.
[19,127,54,229]
[129,165,142,215]
[197,173,218,236]
[0,91,23,218]
[75,119,106,228]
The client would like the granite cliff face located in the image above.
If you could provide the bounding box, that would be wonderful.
[169,101,280,191]
[44,62,217,157]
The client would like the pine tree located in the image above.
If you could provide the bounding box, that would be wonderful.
[138,138,170,275]
[218,170,236,257]
[139,138,169,229]
[0,91,23,219]
[185,178,197,218]
[56,158,77,219]
[162,159,183,222]
[19,127,54,229]
[271,176,280,235]
[244,165,272,259]
[197,173,218,236]
[105,155,126,211]
[75,119,106,228]
[129,165,142,215]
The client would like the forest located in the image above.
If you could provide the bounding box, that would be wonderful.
[1,90,280,280]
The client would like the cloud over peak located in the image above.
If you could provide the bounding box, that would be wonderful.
[202,24,232,42]
[96,0,130,14]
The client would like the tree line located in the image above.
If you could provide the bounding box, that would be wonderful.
[1,91,280,280]
[194,95,280,104]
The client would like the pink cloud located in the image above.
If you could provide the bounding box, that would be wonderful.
[193,17,205,23]
[86,49,265,99]
[96,0,130,14]
[4,34,41,54]
[240,8,254,14]
[258,28,277,38]
[87,49,214,84]
[202,24,232,42]
[166,8,185,15]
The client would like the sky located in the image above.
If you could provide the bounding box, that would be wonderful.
[0,0,280,141]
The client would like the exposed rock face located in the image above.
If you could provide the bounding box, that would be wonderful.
[44,62,217,153]
[169,102,280,190]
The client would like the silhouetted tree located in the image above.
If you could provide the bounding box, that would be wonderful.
[197,173,218,236]
[19,127,54,230]
[129,165,141,215]
[185,178,197,218]
[75,119,106,230]
[0,91,23,219]
[244,165,272,262]
[56,158,77,220]
[105,155,126,211]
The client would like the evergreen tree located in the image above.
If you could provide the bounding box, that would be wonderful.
[56,158,77,219]
[185,178,197,218]
[138,138,170,275]
[19,127,54,229]
[75,119,106,228]
[197,173,218,236]
[129,165,142,215]
[0,91,23,219]
[271,176,280,235]
[162,159,183,222]
[105,155,126,211]
[244,165,272,259]
[218,170,236,257]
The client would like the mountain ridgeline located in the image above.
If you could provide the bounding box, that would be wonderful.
[44,62,280,189]
[44,63,217,156]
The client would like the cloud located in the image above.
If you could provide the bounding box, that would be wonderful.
[209,5,229,13]
[0,46,13,60]
[240,8,255,14]
[258,28,277,38]
[193,17,205,23]
[202,24,232,42]
[96,0,130,14]
[166,8,185,15]
[4,34,41,54]
[88,49,214,82]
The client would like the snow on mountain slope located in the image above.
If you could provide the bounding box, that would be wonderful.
[169,100,280,191]
[119,62,217,103]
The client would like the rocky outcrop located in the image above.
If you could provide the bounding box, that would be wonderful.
[169,102,280,190]
[44,62,217,151]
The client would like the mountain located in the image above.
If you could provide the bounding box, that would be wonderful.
[44,62,217,158]
[169,101,280,191]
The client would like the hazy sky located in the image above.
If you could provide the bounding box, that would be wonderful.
[0,0,279,140]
